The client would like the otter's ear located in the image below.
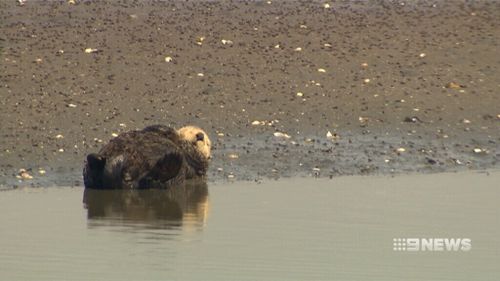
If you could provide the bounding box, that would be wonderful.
[195,132,204,141]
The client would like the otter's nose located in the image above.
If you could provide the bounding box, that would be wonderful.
[195,132,204,141]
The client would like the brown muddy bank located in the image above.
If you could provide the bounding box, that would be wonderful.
[0,0,499,187]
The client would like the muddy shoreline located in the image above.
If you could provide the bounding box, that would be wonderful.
[1,1,499,187]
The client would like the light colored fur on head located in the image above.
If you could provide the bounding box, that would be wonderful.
[177,125,212,159]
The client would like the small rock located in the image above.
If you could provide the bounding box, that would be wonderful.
[55,134,64,139]
[294,47,302,51]
[446,82,464,89]
[419,53,426,58]
[84,48,98,54]
[274,132,291,139]
[296,92,304,97]
[164,56,173,62]
[361,62,368,67]
[197,73,204,77]
[18,169,33,179]
[228,154,239,159]
[317,68,326,73]
[396,147,406,153]
[473,148,484,154]
[111,133,118,137]
[67,103,77,108]
[227,174,235,179]
[221,39,233,45]
[403,116,422,123]
[324,3,330,9]
[426,158,437,165]
[326,131,339,140]
[363,78,370,83]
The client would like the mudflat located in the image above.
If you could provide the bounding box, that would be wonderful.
[1,1,499,187]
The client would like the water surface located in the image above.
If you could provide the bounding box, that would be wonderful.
[1,171,499,281]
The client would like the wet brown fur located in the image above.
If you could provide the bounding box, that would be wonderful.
[83,125,209,189]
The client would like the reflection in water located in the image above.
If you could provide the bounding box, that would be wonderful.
[82,180,209,231]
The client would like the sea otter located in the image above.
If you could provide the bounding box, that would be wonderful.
[83,125,211,189]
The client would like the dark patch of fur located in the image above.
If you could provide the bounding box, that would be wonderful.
[83,125,208,189]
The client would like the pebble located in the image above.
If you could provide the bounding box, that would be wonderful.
[251,120,265,126]
[227,174,235,179]
[111,133,118,137]
[38,169,46,175]
[317,68,326,73]
[164,56,173,62]
[221,39,233,45]
[324,3,331,9]
[84,48,98,54]
[396,148,406,153]
[419,53,426,58]
[17,169,33,179]
[403,116,421,123]
[55,134,64,139]
[363,78,370,83]
[294,47,302,52]
[67,103,77,108]
[228,154,239,159]
[446,82,463,89]
[196,37,205,45]
[326,131,339,140]
[274,132,291,139]
[197,73,204,77]
[473,148,484,154]
[296,92,303,97]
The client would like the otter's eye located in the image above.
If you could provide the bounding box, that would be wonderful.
[195,132,204,141]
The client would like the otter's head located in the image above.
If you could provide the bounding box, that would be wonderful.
[177,126,212,160]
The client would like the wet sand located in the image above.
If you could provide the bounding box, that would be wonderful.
[1,1,499,187]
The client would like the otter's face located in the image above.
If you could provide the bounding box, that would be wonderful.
[177,126,212,160]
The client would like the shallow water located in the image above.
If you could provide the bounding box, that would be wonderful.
[1,171,499,281]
